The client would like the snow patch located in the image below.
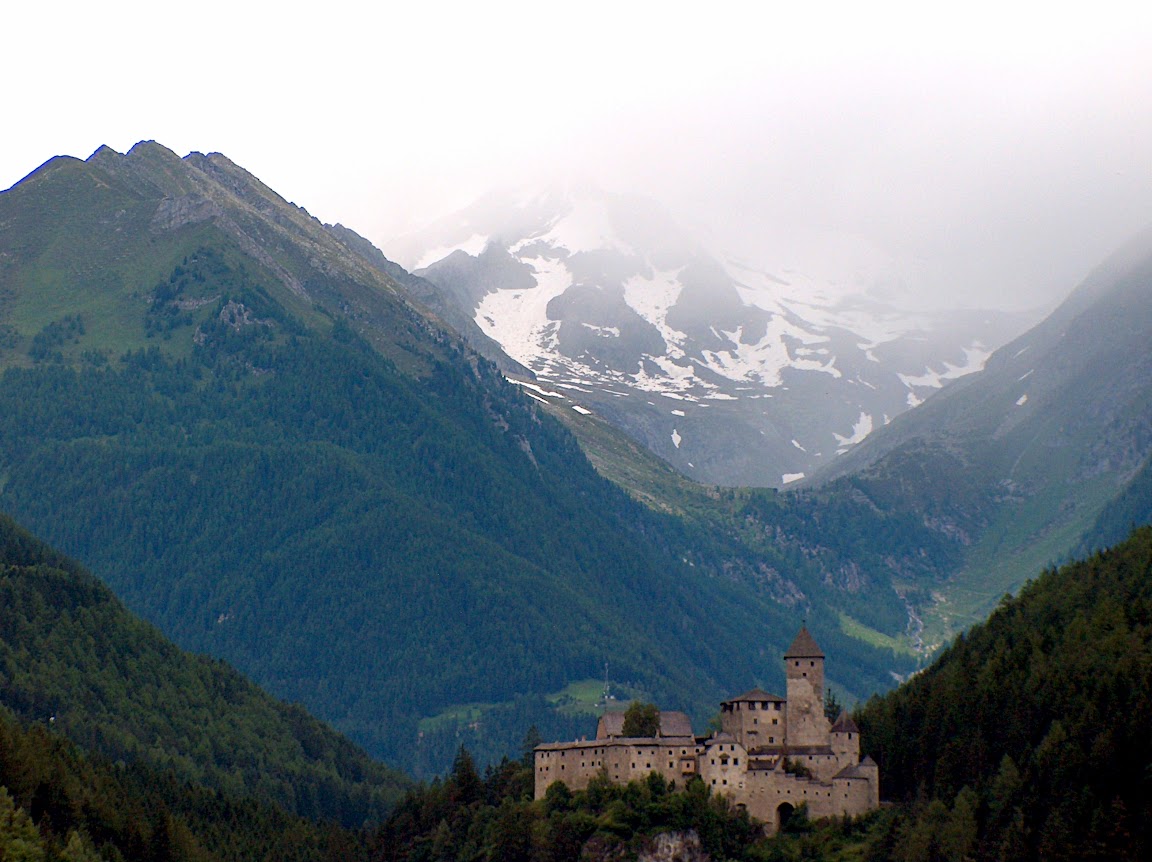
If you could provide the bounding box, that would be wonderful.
[475,256,572,366]
[782,472,805,484]
[1018,369,1034,381]
[671,409,685,416]
[1016,394,1028,406]
[671,429,682,449]
[581,323,620,337]
[513,380,564,399]
[623,270,687,359]
[791,439,807,452]
[572,404,592,415]
[898,344,990,390]
[834,412,874,451]
[537,198,630,255]
[415,233,489,270]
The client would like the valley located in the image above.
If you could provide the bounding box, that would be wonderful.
[0,138,1148,861]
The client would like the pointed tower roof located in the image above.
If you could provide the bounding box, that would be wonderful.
[784,626,825,658]
[831,711,859,734]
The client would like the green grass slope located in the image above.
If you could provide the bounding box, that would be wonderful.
[804,225,1152,645]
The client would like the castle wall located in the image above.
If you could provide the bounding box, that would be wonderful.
[534,628,880,829]
[720,698,785,749]
[534,738,700,799]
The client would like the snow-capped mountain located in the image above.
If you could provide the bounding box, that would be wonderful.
[391,186,1035,486]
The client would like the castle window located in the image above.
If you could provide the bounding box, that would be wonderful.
[753,718,758,725]
[794,660,800,667]
[734,758,739,765]
[748,702,756,710]
[810,661,815,667]
[802,672,807,678]
[769,737,774,743]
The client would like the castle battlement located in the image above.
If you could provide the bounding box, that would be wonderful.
[533,627,879,832]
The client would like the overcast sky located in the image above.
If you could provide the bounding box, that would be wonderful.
[3,1,1150,311]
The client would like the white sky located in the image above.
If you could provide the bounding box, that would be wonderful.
[3,0,1151,310]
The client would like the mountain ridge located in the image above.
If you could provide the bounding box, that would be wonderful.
[397,184,1036,486]
[0,142,916,777]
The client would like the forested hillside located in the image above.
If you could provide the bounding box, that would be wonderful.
[0,704,374,862]
[857,526,1152,861]
[0,513,407,827]
[0,142,916,777]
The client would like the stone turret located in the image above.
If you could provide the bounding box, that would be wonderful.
[830,710,860,762]
[784,626,828,748]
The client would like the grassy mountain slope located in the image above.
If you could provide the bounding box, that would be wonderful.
[0,143,913,777]
[804,226,1152,645]
[857,525,1152,860]
[0,512,407,827]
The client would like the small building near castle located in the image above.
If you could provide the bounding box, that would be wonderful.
[533,628,879,832]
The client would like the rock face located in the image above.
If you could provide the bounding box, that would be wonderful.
[638,831,710,862]
[397,185,1033,486]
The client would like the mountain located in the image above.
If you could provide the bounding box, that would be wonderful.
[0,511,408,828]
[0,142,914,778]
[806,223,1152,643]
[392,186,1033,486]
[857,525,1152,861]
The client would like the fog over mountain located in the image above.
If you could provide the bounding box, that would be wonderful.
[3,3,1151,319]
[397,184,1038,485]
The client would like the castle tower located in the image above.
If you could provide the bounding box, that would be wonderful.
[784,626,829,748]
[830,710,860,765]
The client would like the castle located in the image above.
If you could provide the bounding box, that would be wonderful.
[533,628,879,832]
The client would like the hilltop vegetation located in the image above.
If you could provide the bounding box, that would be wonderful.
[857,525,1152,861]
[0,512,407,827]
[0,706,372,862]
[367,528,1152,861]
